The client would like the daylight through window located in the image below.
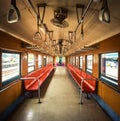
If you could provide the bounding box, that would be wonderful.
[100,52,118,86]
[2,51,20,84]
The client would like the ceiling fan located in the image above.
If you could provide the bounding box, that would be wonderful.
[51,7,69,28]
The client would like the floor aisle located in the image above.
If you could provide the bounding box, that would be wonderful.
[8,66,112,121]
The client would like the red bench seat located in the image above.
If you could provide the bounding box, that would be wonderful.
[67,64,97,104]
[22,64,54,91]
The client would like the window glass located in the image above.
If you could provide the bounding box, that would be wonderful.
[76,56,79,67]
[49,56,53,64]
[100,52,118,86]
[28,53,35,72]
[86,55,93,73]
[73,56,75,65]
[70,57,72,64]
[43,56,46,66]
[2,51,20,85]
[38,55,42,68]
[80,56,83,69]
[56,56,65,66]
[62,57,65,63]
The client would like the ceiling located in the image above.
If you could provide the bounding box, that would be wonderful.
[0,0,120,56]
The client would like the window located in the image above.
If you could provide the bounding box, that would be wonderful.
[100,52,118,87]
[80,56,83,69]
[56,56,65,66]
[50,56,53,64]
[86,55,93,73]
[2,51,20,85]
[43,56,46,66]
[62,56,65,65]
[73,56,75,65]
[76,56,79,67]
[70,57,72,64]
[38,55,42,68]
[49,56,53,64]
[28,53,35,72]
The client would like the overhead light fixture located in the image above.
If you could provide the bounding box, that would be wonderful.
[99,0,110,23]
[81,45,99,51]
[7,0,21,23]
[51,7,69,28]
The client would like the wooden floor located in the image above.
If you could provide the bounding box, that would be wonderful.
[7,66,112,121]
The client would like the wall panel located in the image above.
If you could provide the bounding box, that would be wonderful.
[98,81,120,115]
[0,80,22,113]
[68,33,120,116]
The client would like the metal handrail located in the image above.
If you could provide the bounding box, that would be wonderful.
[20,77,41,103]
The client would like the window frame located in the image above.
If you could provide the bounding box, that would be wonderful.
[43,56,46,66]
[86,55,93,74]
[79,56,83,69]
[72,56,75,65]
[38,55,42,68]
[70,57,72,64]
[76,56,79,67]
[99,52,118,88]
[28,53,35,73]
[2,50,21,86]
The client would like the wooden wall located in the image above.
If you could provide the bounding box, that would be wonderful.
[67,33,120,115]
[0,30,52,113]
[98,81,120,115]
[96,34,120,115]
[0,80,22,113]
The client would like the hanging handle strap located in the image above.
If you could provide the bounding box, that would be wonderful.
[37,3,46,25]
[7,0,21,23]
[99,0,110,23]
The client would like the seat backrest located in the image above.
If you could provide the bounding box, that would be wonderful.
[81,71,87,78]
[86,73,96,87]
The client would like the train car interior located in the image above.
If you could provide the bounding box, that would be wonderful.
[0,0,120,121]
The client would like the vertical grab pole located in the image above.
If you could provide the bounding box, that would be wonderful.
[38,78,41,103]
[80,78,83,104]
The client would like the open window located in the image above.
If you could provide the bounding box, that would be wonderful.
[28,53,35,72]
[2,50,21,85]
[100,52,118,87]
[79,56,83,69]
[76,56,79,67]
[86,55,93,73]
[38,55,42,68]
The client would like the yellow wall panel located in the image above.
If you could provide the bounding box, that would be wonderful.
[0,80,22,113]
[98,81,120,115]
